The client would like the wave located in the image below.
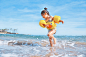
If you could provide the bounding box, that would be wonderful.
[0,39,86,48]
[0,39,49,47]
[0,39,86,57]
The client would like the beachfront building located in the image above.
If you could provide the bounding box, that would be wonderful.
[0,29,18,34]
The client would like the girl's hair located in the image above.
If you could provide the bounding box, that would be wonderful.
[41,7,50,15]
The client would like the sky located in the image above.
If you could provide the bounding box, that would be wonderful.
[0,0,86,35]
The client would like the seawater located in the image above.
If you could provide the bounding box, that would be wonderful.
[0,34,86,57]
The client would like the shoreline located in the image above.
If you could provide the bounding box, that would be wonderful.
[0,32,18,34]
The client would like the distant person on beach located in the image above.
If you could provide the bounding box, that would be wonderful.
[40,7,64,47]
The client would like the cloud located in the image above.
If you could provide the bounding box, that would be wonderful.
[18,8,38,12]
[48,1,86,15]
[23,14,41,19]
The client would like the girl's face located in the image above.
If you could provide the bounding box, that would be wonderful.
[41,13,48,19]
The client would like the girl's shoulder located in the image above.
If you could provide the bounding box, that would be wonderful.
[51,16,53,18]
[51,16,54,20]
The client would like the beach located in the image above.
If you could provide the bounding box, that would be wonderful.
[0,34,86,57]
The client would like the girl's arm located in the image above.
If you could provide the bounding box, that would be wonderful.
[43,24,49,27]
[52,16,64,24]
[59,20,64,24]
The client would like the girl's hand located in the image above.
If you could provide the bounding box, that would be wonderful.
[59,20,64,24]
[62,21,64,24]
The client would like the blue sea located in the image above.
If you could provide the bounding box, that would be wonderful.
[0,34,86,57]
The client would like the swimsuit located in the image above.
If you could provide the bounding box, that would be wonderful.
[47,16,56,34]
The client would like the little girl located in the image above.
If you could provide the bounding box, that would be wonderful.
[41,7,64,47]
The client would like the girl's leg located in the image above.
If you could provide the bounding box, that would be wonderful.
[49,37,53,47]
[48,30,56,46]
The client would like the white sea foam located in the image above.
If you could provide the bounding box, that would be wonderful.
[41,40,49,42]
[50,54,63,57]
[55,40,76,49]
[0,40,8,45]
[0,40,3,45]
[1,53,18,57]
[67,42,75,47]
[77,54,85,57]
[62,54,69,57]
[0,40,17,45]
[50,55,58,57]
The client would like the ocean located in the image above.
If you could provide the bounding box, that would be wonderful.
[0,34,86,57]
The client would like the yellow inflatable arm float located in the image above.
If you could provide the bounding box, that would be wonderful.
[39,20,46,28]
[54,15,61,24]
